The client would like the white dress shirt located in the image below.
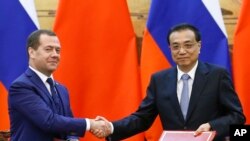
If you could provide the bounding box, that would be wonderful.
[176,61,198,103]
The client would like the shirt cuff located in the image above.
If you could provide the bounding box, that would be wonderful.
[109,122,114,134]
[85,118,90,131]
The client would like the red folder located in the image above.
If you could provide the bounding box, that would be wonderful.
[159,131,216,141]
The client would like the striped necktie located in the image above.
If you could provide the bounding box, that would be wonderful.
[47,78,62,114]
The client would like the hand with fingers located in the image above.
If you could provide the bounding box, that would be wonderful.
[89,116,112,138]
[194,123,211,137]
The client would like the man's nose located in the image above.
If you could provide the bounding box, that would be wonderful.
[179,47,187,53]
[51,49,60,56]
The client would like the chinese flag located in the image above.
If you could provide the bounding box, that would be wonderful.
[232,0,250,124]
[53,0,144,140]
[0,84,9,130]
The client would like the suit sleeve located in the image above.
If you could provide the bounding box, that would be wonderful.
[209,69,245,136]
[108,75,159,140]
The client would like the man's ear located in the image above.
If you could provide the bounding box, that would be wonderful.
[198,41,201,54]
[198,41,201,48]
[28,47,34,59]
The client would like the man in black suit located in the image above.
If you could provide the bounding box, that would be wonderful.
[93,23,245,141]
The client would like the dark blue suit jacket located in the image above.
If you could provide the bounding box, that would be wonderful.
[8,68,86,141]
[108,62,245,141]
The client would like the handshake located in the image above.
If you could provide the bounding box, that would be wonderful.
[89,116,112,138]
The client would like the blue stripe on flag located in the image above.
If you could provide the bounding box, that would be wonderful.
[0,0,38,89]
[147,0,231,72]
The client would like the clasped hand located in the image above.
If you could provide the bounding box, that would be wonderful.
[90,116,112,138]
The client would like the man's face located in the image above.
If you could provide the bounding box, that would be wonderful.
[29,34,61,76]
[169,29,201,72]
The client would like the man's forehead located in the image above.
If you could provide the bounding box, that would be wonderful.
[170,29,195,39]
[40,34,59,42]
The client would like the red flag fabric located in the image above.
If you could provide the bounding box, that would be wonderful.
[0,83,9,130]
[232,0,250,124]
[53,0,144,140]
[140,29,171,140]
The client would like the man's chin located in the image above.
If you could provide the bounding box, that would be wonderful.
[178,61,189,66]
[48,66,58,72]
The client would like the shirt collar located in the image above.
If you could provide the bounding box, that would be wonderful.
[177,61,198,81]
[29,66,54,84]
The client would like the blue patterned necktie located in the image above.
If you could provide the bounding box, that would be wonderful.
[180,74,190,120]
[47,78,62,114]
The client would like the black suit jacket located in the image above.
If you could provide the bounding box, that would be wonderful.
[108,61,245,141]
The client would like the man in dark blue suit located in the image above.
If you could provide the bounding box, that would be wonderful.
[95,23,246,141]
[8,30,108,141]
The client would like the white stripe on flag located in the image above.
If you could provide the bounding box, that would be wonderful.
[202,0,227,37]
[19,0,40,28]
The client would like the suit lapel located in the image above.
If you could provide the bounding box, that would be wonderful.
[25,68,55,109]
[186,62,209,120]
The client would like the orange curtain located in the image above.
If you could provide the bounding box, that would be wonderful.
[232,0,250,124]
[53,0,144,140]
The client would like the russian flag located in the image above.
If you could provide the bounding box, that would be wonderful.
[0,0,39,130]
[141,0,230,140]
